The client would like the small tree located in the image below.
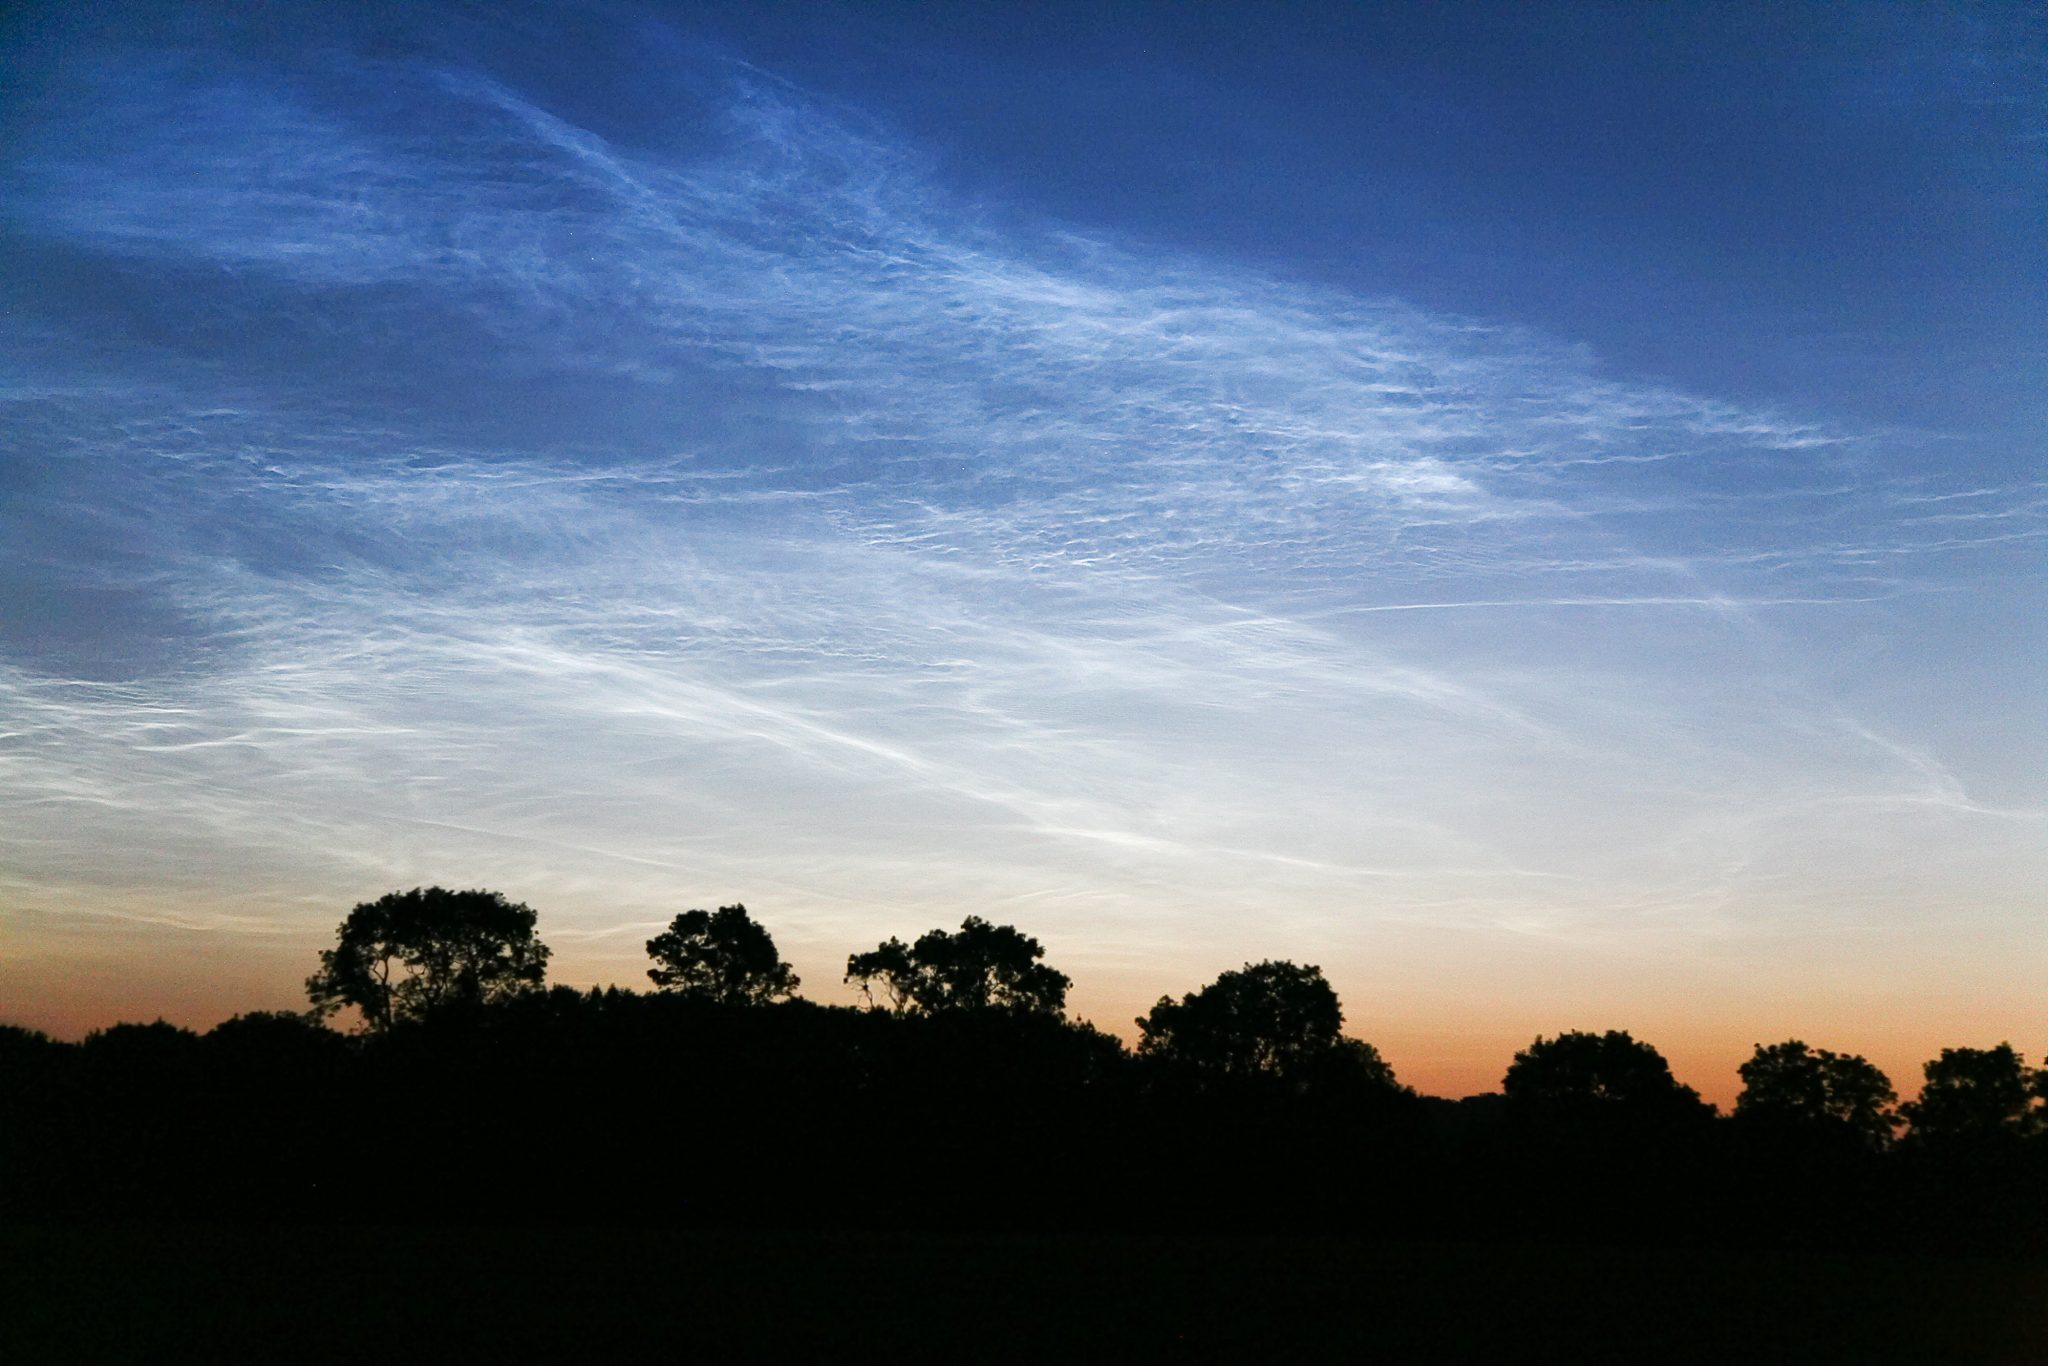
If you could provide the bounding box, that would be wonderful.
[306,887,551,1031]
[1136,960,1397,1091]
[646,903,800,1004]
[1735,1040,1897,1149]
[845,916,1069,1016]
[1899,1044,2038,1146]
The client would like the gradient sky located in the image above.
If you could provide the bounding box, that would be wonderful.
[3,1,2043,1104]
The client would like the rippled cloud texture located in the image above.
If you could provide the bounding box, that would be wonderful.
[3,8,2042,1095]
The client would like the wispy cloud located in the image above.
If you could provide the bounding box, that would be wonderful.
[2,40,2041,1039]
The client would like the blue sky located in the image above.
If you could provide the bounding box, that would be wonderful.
[2,1,2042,1097]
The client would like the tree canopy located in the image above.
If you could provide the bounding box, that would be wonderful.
[305,887,551,1030]
[1135,960,1396,1092]
[1899,1044,2038,1146]
[844,916,1069,1016]
[1735,1040,1897,1149]
[1503,1030,1711,1119]
[646,903,800,1004]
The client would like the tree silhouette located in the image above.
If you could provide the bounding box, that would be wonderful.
[0,1024,65,1087]
[1735,1040,1896,1149]
[1310,1036,1405,1093]
[1136,960,1395,1090]
[1899,1044,2038,1146]
[305,887,550,1030]
[204,1011,349,1074]
[645,903,800,1004]
[80,1019,201,1072]
[1504,1030,1710,1117]
[845,916,1069,1016]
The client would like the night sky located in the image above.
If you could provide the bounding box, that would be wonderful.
[3,0,2042,1101]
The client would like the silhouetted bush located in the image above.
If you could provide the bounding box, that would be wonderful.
[7,898,2048,1252]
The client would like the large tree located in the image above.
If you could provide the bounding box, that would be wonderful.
[1899,1044,2038,1146]
[645,903,800,1004]
[306,887,551,1031]
[1136,960,1397,1091]
[1735,1040,1897,1149]
[845,916,1069,1016]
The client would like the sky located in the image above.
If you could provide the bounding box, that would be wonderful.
[2,0,2042,1104]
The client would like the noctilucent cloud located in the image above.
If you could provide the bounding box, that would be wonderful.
[3,1,2042,1100]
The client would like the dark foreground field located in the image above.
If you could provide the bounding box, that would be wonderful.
[5,1225,2044,1365]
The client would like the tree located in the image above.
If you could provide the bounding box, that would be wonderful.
[1735,1040,1897,1149]
[845,916,1069,1016]
[1136,960,1396,1090]
[0,1024,66,1072]
[305,887,551,1031]
[645,903,800,1004]
[80,1019,201,1066]
[1311,1036,1404,1093]
[1899,1044,2038,1146]
[203,1011,349,1076]
[1503,1030,1711,1117]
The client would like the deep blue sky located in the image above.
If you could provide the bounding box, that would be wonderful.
[2,1,2042,1098]
[15,1,2041,438]
[705,2,2045,441]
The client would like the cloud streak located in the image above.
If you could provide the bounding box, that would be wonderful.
[2,32,2041,1058]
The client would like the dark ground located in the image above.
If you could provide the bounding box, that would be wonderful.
[4,1225,2044,1364]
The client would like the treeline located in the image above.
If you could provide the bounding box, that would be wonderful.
[5,888,2046,1251]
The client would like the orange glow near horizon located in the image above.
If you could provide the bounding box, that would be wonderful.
[7,912,2041,1116]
